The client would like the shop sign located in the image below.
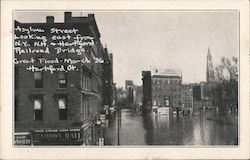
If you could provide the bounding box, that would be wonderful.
[33,128,83,145]
[14,132,31,145]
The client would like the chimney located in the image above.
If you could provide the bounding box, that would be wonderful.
[88,14,95,22]
[65,12,72,23]
[88,14,95,18]
[46,16,54,24]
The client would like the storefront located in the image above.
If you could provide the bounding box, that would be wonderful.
[32,128,84,145]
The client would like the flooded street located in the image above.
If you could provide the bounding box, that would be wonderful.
[104,109,238,145]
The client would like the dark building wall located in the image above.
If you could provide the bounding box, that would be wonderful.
[191,83,214,112]
[103,48,113,107]
[124,80,134,106]
[127,87,134,105]
[133,85,143,106]
[181,84,193,111]
[125,80,134,89]
[192,84,201,101]
[14,12,105,132]
[15,67,82,131]
[142,71,152,109]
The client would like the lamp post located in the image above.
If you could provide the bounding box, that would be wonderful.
[117,103,120,145]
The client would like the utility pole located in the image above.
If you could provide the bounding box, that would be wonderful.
[170,76,174,116]
[117,103,120,145]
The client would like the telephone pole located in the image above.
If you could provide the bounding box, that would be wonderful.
[117,104,120,145]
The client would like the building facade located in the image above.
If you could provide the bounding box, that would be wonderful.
[141,71,152,111]
[151,68,182,111]
[103,47,114,114]
[142,68,183,113]
[125,80,134,106]
[181,84,193,114]
[133,85,143,107]
[14,12,113,145]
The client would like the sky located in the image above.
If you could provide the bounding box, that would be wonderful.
[14,11,239,88]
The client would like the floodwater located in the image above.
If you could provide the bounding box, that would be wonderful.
[104,108,238,146]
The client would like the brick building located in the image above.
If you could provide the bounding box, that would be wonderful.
[181,83,193,114]
[14,12,113,145]
[151,68,182,112]
[142,68,182,113]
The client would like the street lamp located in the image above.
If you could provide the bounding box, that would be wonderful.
[117,102,120,145]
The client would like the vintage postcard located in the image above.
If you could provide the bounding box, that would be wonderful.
[1,0,249,159]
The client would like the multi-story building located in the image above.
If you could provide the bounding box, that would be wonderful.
[191,83,203,112]
[181,83,193,114]
[151,68,182,111]
[116,87,127,108]
[141,71,152,111]
[14,12,113,145]
[125,80,134,105]
[133,85,143,106]
[103,47,114,114]
[142,68,182,113]
[125,80,134,89]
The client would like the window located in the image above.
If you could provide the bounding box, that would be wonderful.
[34,99,43,121]
[153,101,156,106]
[34,72,43,88]
[58,98,67,120]
[58,72,67,88]
[157,80,160,85]
[166,100,169,106]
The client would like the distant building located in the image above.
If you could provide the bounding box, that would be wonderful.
[151,68,182,111]
[206,47,215,82]
[142,68,183,113]
[116,87,127,108]
[191,82,215,112]
[191,83,203,112]
[204,48,216,108]
[132,85,143,109]
[125,80,134,89]
[181,84,193,113]
[125,80,134,106]
[103,48,114,114]
[141,71,152,110]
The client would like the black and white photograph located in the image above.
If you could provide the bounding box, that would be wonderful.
[13,10,239,146]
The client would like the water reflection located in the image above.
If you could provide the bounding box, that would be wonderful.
[141,109,237,145]
[105,109,238,145]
